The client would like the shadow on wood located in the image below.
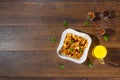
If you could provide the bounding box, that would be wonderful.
[85,34,100,64]
[105,48,120,67]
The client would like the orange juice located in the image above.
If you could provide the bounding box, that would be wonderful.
[92,45,107,64]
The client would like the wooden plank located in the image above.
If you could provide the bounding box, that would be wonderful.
[0,2,119,51]
[0,78,120,80]
[0,2,119,24]
[0,0,119,2]
[0,49,119,77]
[89,78,120,80]
[0,25,120,51]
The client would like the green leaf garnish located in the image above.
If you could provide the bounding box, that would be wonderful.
[70,48,74,52]
[88,15,92,19]
[70,40,74,44]
[87,62,93,68]
[63,20,69,26]
[51,37,56,43]
[59,64,65,69]
[103,35,109,41]
[84,21,90,27]
[78,48,83,53]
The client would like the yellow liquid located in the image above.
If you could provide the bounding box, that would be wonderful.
[92,45,107,59]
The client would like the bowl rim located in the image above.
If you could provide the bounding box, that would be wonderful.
[57,28,92,64]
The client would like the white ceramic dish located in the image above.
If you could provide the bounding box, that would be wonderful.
[57,28,92,64]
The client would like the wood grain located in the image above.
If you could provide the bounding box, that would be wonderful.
[0,2,119,77]
[0,2,120,51]
[0,49,119,77]
[0,78,120,80]
[0,0,119,2]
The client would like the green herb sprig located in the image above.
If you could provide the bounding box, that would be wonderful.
[59,64,65,69]
[70,48,74,52]
[84,21,90,27]
[87,62,93,68]
[63,20,69,26]
[78,48,83,53]
[103,35,109,41]
[88,15,92,19]
[51,37,56,43]
[70,40,74,44]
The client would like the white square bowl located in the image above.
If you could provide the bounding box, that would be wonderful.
[57,28,92,64]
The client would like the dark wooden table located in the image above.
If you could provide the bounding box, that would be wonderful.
[0,0,120,79]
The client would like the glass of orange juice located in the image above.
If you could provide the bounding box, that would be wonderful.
[92,45,107,64]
